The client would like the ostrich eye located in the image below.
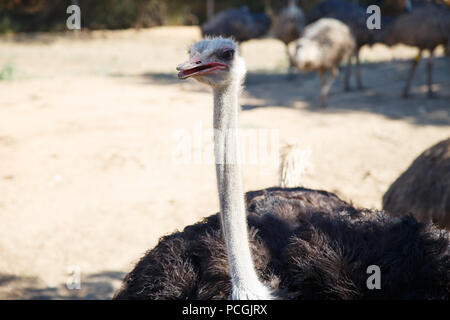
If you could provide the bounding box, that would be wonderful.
[221,49,234,60]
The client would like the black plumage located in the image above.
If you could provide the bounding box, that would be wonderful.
[115,187,450,300]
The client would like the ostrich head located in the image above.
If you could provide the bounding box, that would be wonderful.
[289,38,320,72]
[177,37,246,89]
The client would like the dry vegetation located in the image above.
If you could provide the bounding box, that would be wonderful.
[0,26,448,299]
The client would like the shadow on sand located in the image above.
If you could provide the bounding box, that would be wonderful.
[0,271,126,300]
[136,57,450,126]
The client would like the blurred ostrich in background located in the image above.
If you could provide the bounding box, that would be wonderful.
[289,18,355,107]
[383,138,450,230]
[307,0,407,90]
[201,6,271,44]
[271,0,305,76]
[383,2,450,97]
[115,37,450,300]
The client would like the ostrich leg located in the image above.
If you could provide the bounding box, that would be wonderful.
[286,45,296,79]
[403,49,422,98]
[344,54,352,91]
[427,50,435,98]
[319,67,338,108]
[355,48,363,90]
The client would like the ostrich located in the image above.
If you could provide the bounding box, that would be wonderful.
[383,138,450,230]
[114,37,449,300]
[201,6,271,44]
[308,0,413,90]
[271,0,305,76]
[307,0,378,90]
[376,0,414,15]
[289,18,356,108]
[383,3,450,97]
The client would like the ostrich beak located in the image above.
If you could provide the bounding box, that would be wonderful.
[177,58,227,79]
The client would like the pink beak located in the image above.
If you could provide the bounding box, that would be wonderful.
[176,57,227,79]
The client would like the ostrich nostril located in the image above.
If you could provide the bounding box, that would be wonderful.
[196,60,202,65]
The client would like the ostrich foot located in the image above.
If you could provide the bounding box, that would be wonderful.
[427,91,437,99]
[402,91,411,99]
[318,100,328,108]
[286,73,296,81]
[318,95,328,108]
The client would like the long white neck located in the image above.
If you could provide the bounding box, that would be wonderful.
[213,83,274,300]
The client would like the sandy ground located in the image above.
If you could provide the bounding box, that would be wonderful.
[0,26,448,299]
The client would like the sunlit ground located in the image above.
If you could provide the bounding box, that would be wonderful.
[0,26,448,299]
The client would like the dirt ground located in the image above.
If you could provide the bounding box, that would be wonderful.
[0,26,448,299]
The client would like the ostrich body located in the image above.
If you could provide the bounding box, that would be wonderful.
[114,38,450,300]
[271,0,305,76]
[383,3,450,97]
[201,7,271,44]
[383,138,450,230]
[289,18,356,107]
